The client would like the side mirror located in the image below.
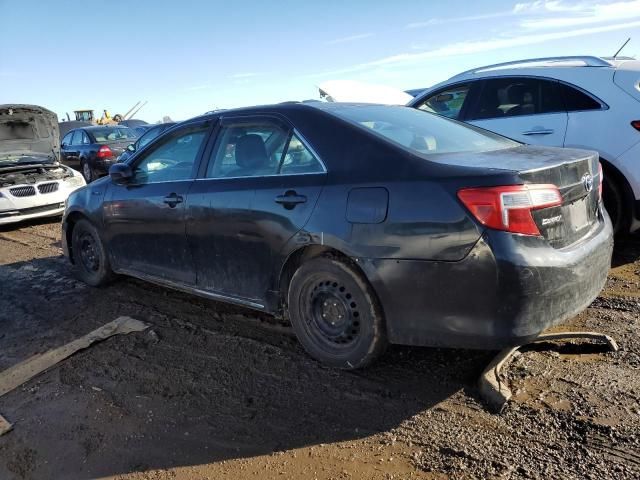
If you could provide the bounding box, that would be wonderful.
[126,144,136,152]
[109,163,133,184]
[61,143,67,148]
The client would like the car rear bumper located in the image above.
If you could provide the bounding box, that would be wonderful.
[359,210,614,349]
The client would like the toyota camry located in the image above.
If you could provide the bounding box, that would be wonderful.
[62,102,613,368]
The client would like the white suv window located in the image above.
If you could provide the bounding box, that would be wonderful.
[416,84,470,120]
[469,78,564,120]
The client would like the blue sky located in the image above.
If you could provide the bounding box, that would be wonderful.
[1,0,639,122]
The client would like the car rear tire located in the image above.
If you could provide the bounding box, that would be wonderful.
[71,219,115,287]
[287,256,387,369]
[81,159,93,183]
[602,174,630,236]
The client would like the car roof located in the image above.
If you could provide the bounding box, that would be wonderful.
[438,55,640,83]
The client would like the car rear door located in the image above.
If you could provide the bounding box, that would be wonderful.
[464,77,568,147]
[102,120,212,284]
[186,116,326,306]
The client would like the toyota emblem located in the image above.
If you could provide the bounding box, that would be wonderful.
[582,173,594,193]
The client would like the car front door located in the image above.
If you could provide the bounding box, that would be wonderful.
[60,132,74,165]
[186,116,326,306]
[102,121,211,284]
[61,130,83,169]
[464,77,568,147]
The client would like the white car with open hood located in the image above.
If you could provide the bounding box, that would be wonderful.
[0,104,86,225]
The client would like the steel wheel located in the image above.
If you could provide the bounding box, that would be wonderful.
[288,256,387,369]
[70,219,115,287]
[305,278,361,350]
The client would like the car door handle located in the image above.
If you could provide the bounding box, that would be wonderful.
[275,191,307,209]
[522,129,554,135]
[163,193,183,208]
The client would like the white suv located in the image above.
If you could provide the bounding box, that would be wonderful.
[408,56,640,234]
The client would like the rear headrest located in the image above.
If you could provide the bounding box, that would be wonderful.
[235,134,268,169]
[508,84,531,104]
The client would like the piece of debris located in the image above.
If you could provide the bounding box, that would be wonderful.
[479,331,618,412]
[0,414,12,436]
[0,316,148,399]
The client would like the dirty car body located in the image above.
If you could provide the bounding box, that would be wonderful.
[0,104,86,225]
[62,103,613,367]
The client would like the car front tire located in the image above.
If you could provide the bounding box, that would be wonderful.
[71,219,115,287]
[287,256,387,369]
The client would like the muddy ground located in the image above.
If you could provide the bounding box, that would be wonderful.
[0,218,638,480]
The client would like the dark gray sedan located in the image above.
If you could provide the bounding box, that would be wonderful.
[61,103,613,368]
[60,126,138,182]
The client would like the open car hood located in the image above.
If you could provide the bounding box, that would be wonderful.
[318,80,414,105]
[0,105,60,159]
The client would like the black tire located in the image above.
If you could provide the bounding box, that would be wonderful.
[287,256,387,369]
[80,159,93,183]
[602,174,630,237]
[71,219,115,287]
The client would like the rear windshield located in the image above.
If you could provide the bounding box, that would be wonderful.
[90,127,138,142]
[325,104,517,155]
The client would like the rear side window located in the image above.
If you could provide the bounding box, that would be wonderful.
[415,84,470,120]
[468,78,564,120]
[561,84,602,111]
[206,122,290,178]
[280,134,324,175]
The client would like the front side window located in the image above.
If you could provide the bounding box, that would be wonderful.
[137,127,163,149]
[62,132,73,146]
[416,84,470,120]
[469,78,564,120]
[132,127,207,184]
[325,104,517,155]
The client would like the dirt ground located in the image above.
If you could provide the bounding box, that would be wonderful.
[0,218,638,480]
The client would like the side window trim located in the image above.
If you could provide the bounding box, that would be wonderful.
[459,81,483,121]
[128,121,212,185]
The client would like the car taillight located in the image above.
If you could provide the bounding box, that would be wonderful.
[631,120,640,132]
[97,145,112,159]
[458,184,562,236]
[598,162,603,199]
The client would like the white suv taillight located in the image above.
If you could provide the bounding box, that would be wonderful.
[458,184,562,236]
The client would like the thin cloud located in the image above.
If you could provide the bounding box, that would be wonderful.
[184,83,212,92]
[406,11,513,29]
[308,19,640,78]
[520,0,640,29]
[229,72,261,79]
[325,33,374,45]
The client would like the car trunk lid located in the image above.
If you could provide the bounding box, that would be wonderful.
[441,145,601,248]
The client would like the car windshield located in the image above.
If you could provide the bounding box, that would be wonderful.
[90,127,138,142]
[324,104,518,155]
